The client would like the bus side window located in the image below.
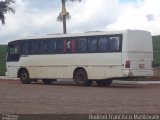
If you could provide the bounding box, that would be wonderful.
[9,45,20,55]
[8,43,20,61]
[110,37,120,52]
[31,41,40,54]
[66,40,71,52]
[56,40,64,53]
[88,37,98,52]
[21,42,30,55]
[99,37,110,52]
[48,40,56,54]
[65,39,76,53]
[76,38,87,53]
[39,40,48,54]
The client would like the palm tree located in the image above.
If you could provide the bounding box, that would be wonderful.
[0,0,15,25]
[57,0,81,34]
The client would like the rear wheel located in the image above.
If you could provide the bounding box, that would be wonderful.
[42,79,56,85]
[74,69,92,86]
[19,70,31,84]
[96,79,113,86]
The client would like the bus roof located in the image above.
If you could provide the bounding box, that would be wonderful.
[9,30,150,43]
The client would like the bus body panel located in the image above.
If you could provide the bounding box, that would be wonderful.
[7,53,122,79]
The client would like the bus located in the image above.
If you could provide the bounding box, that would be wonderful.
[6,30,153,86]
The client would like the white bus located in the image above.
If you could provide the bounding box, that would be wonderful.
[6,30,153,86]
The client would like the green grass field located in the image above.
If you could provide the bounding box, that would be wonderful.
[0,36,160,76]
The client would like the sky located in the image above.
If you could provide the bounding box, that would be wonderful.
[0,0,160,44]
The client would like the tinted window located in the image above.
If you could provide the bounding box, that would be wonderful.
[88,37,97,52]
[48,40,56,53]
[9,45,20,54]
[64,39,76,53]
[21,42,30,55]
[39,40,48,54]
[7,43,20,61]
[56,40,64,53]
[110,36,121,52]
[66,40,71,52]
[31,41,40,54]
[99,37,110,52]
[76,38,87,52]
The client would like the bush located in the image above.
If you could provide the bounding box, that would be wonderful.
[153,36,160,66]
[0,45,7,76]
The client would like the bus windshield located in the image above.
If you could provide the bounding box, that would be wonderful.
[7,42,20,61]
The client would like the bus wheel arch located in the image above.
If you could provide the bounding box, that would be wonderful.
[73,67,92,86]
[18,68,31,84]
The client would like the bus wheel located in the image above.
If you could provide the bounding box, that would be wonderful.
[42,79,54,85]
[96,79,113,86]
[74,69,92,86]
[19,70,31,84]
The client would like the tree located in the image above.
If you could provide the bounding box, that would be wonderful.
[57,0,81,34]
[0,0,15,25]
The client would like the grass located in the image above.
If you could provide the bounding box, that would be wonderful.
[0,36,160,76]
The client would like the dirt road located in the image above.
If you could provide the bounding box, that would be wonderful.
[0,79,160,114]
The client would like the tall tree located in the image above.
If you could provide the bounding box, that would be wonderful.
[57,0,81,34]
[0,0,15,25]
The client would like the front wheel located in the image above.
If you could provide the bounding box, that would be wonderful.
[19,70,31,84]
[74,69,92,86]
[96,79,113,86]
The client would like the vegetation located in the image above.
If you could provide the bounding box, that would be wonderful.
[0,45,7,76]
[152,35,160,66]
[0,0,15,25]
[0,36,160,76]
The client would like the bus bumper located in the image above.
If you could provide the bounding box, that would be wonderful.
[122,69,154,77]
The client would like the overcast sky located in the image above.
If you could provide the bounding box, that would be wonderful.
[0,0,160,44]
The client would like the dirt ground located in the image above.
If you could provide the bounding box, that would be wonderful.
[0,79,160,115]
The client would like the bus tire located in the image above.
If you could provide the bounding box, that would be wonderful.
[74,69,92,86]
[96,79,113,86]
[42,79,55,85]
[19,70,31,84]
